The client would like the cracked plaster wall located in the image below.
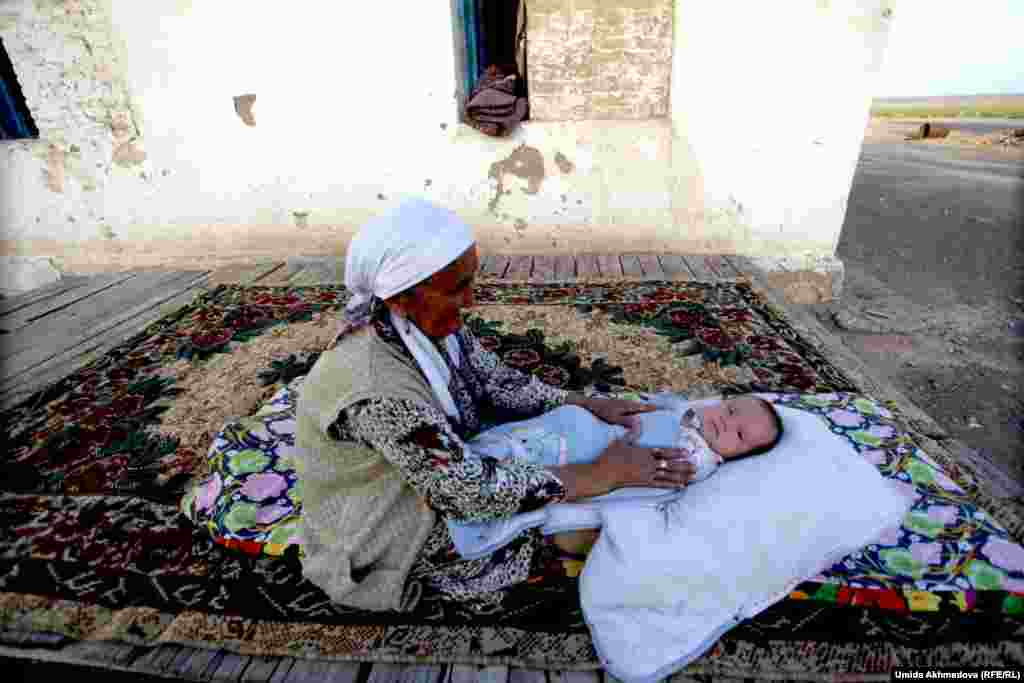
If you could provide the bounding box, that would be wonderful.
[528,0,673,121]
[0,0,894,274]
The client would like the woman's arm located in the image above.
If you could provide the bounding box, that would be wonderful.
[458,327,592,418]
[545,462,617,501]
[342,396,570,522]
[341,395,681,518]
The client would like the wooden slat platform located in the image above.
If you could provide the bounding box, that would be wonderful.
[0,253,757,683]
[0,268,213,412]
[200,253,752,287]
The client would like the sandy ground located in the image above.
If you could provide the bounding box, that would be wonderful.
[811,117,1024,485]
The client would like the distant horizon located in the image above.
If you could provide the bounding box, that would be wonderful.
[873,93,1024,100]
[868,93,1024,119]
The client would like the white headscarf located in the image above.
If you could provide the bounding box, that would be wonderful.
[339,198,477,422]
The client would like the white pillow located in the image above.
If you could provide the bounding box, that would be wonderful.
[579,403,917,683]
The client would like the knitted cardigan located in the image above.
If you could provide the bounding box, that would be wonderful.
[294,325,444,612]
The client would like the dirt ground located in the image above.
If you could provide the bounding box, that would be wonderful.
[811,117,1024,486]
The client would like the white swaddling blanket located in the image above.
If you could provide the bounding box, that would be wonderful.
[579,401,918,683]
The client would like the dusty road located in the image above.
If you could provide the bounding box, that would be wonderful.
[815,118,1024,487]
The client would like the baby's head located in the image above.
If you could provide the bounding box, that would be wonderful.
[697,396,783,460]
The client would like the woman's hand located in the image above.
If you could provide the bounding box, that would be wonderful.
[549,432,694,502]
[582,397,658,431]
[595,432,694,491]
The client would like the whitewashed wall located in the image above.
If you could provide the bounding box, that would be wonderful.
[0,0,895,274]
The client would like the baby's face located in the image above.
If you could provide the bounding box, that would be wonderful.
[697,397,777,459]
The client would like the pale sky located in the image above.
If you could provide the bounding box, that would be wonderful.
[873,0,1023,97]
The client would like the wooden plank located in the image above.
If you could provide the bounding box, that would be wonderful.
[504,255,533,281]
[283,267,312,286]
[698,255,728,279]
[171,646,224,680]
[366,662,446,682]
[482,255,510,279]
[123,644,152,667]
[532,255,556,282]
[0,271,140,332]
[708,255,742,278]
[169,646,200,675]
[0,273,96,318]
[242,655,288,683]
[268,657,297,683]
[134,644,185,675]
[680,255,717,282]
[208,260,285,286]
[0,270,210,386]
[286,256,346,284]
[595,255,622,279]
[665,673,700,682]
[549,672,602,683]
[59,639,138,666]
[1,269,205,362]
[280,657,360,683]
[553,254,576,281]
[509,670,548,683]
[0,273,211,411]
[446,664,509,683]
[722,254,759,279]
[188,651,234,679]
[209,652,255,682]
[255,265,293,286]
[619,254,644,280]
[657,254,693,281]
[635,254,666,281]
[326,661,363,682]
[575,253,601,279]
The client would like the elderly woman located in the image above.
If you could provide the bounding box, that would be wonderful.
[294,198,694,613]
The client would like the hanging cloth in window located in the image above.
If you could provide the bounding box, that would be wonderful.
[475,0,489,89]
[480,0,522,70]
[464,2,529,137]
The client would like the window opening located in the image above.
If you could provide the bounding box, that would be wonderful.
[0,38,39,141]
[458,0,529,123]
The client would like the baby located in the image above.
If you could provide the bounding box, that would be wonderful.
[466,395,782,482]
[448,395,784,558]
[679,395,784,477]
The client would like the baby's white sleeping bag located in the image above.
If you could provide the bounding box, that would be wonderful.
[446,394,723,560]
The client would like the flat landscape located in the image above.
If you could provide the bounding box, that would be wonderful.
[871,93,1024,119]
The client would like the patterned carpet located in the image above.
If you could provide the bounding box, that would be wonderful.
[1,281,1021,674]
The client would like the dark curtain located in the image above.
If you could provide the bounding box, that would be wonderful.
[0,38,37,140]
[475,0,489,79]
[480,0,521,70]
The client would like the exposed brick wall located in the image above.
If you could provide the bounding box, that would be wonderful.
[527,0,673,121]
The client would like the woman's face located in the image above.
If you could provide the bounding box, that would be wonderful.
[387,246,479,339]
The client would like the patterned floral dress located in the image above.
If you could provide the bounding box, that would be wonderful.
[328,299,574,609]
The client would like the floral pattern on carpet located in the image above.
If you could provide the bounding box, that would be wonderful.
[1,282,1022,673]
[181,383,1024,610]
